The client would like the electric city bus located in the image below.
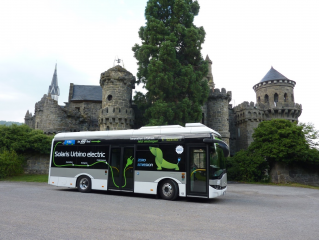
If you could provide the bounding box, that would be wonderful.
[48,123,229,200]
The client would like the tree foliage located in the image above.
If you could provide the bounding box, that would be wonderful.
[249,119,308,165]
[132,0,209,126]
[0,124,53,155]
[298,122,319,149]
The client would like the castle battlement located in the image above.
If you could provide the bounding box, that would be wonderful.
[253,79,296,91]
[209,88,232,101]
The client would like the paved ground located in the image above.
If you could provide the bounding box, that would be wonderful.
[0,182,319,240]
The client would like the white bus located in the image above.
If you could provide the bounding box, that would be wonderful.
[48,123,229,200]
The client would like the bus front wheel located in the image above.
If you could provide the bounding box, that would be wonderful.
[160,179,178,200]
[77,176,91,193]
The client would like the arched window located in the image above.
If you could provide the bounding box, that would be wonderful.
[264,94,269,103]
[106,107,108,113]
[257,96,261,103]
[274,93,278,106]
[106,126,110,131]
[284,93,288,102]
[119,108,121,113]
[113,108,115,113]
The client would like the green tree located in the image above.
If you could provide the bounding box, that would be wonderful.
[298,122,319,149]
[249,119,308,165]
[132,0,209,126]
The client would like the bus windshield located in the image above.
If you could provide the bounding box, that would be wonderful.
[209,144,227,179]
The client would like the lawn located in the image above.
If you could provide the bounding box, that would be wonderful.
[1,174,48,182]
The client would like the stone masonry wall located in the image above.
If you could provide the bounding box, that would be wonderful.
[207,88,232,145]
[24,154,50,175]
[68,101,101,131]
[270,162,319,187]
[99,65,135,130]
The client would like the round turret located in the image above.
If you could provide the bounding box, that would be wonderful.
[98,65,135,130]
[252,67,301,122]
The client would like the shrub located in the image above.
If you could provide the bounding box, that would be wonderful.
[0,149,24,179]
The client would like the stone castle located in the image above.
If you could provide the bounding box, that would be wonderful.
[25,56,302,155]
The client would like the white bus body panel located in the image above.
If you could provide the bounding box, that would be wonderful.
[134,182,158,195]
[91,179,108,190]
[209,186,227,198]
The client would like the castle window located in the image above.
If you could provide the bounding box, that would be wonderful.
[274,93,278,106]
[257,97,261,103]
[264,94,269,103]
[106,126,110,131]
[202,113,205,124]
[284,93,288,102]
[119,108,121,113]
[75,107,80,111]
[113,108,115,113]
[106,107,108,113]
[107,95,113,101]
[126,109,127,113]
[291,94,294,102]
[238,128,240,137]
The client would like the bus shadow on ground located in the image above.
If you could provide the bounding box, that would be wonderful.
[54,187,224,203]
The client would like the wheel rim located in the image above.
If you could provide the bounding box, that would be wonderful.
[162,183,173,198]
[79,178,89,190]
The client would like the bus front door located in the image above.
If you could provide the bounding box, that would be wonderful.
[108,146,134,191]
[187,146,208,197]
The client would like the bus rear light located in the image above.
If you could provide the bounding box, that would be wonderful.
[102,186,104,188]
[52,182,54,184]
[70,183,72,185]
[182,173,185,179]
[150,189,153,191]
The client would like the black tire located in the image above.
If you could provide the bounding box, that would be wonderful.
[77,176,91,193]
[160,179,178,200]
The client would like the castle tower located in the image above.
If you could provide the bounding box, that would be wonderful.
[231,67,302,155]
[206,88,232,146]
[24,110,33,128]
[253,67,302,122]
[205,55,215,90]
[98,65,135,130]
[48,64,60,101]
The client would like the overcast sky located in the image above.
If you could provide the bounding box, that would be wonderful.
[1,0,318,129]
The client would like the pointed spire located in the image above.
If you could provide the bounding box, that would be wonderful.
[25,110,29,117]
[48,63,60,101]
[260,66,290,83]
[205,54,212,64]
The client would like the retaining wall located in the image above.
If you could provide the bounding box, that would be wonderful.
[270,162,319,187]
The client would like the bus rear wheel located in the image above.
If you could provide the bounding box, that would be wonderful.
[77,176,91,193]
[160,179,178,201]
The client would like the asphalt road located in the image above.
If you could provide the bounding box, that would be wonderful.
[0,182,319,240]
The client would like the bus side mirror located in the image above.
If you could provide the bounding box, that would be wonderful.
[203,138,230,157]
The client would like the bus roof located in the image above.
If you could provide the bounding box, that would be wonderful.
[53,123,221,140]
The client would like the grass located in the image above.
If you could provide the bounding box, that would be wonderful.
[242,181,319,190]
[1,174,48,182]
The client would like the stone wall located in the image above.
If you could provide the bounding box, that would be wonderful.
[24,154,50,175]
[270,162,319,187]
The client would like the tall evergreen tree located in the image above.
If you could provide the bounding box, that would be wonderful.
[132,0,208,126]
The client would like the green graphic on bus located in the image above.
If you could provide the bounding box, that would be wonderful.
[149,147,179,170]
